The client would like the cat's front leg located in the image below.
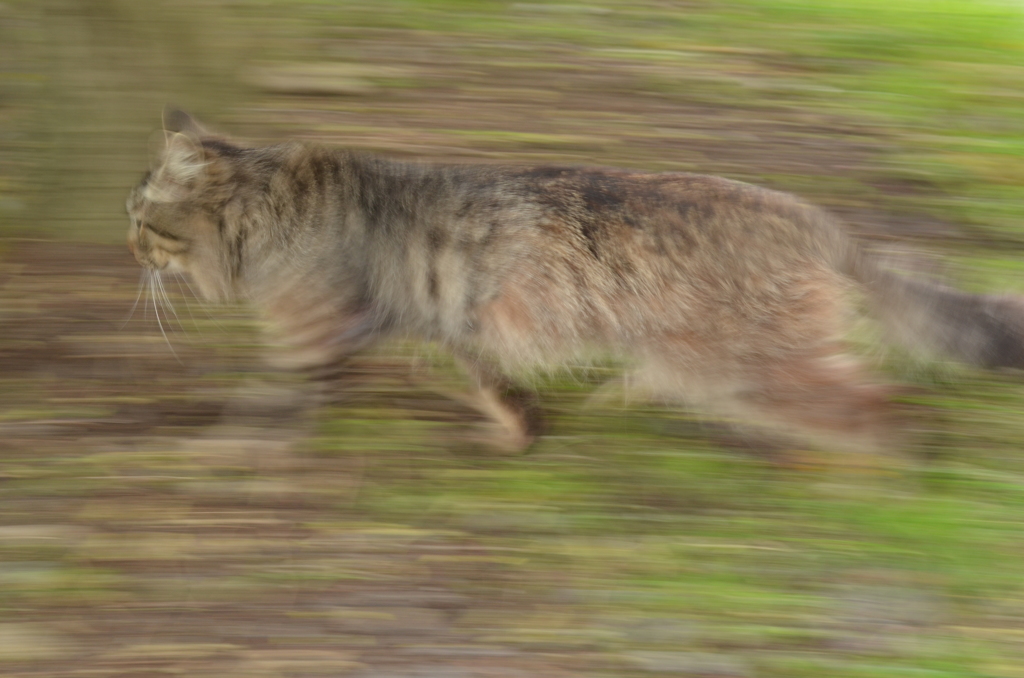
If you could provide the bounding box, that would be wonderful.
[449,353,542,453]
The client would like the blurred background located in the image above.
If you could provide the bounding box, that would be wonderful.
[3,1,1024,676]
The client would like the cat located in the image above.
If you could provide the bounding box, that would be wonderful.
[126,108,1024,454]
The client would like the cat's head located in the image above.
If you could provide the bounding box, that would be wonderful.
[126,108,243,302]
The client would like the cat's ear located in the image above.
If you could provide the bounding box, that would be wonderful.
[152,107,212,180]
[162,106,208,138]
[161,131,207,185]
[144,131,207,202]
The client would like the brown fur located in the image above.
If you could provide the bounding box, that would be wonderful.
[125,109,1024,453]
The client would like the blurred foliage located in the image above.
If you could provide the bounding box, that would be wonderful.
[4,0,1024,243]
[3,1,1024,676]
[1,0,250,240]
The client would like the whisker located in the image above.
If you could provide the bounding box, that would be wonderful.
[121,270,148,329]
[156,272,192,344]
[143,270,151,321]
[150,274,182,364]
[171,272,203,337]
[155,272,178,321]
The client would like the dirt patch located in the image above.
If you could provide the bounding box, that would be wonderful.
[0,23,996,677]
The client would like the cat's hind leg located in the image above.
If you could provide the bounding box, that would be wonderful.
[636,343,901,456]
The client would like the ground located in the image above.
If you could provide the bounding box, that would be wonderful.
[4,1,1024,676]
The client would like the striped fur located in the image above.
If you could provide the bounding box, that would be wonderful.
[125,110,1024,453]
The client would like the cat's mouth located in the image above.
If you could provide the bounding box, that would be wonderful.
[131,254,166,272]
[127,241,171,272]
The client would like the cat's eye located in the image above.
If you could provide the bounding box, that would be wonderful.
[141,222,177,241]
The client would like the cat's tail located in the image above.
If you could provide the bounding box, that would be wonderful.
[840,243,1024,369]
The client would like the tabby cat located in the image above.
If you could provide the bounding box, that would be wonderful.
[126,109,1024,453]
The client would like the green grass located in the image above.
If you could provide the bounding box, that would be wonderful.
[306,382,1024,674]
[304,343,1024,674]
[5,0,1024,675]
